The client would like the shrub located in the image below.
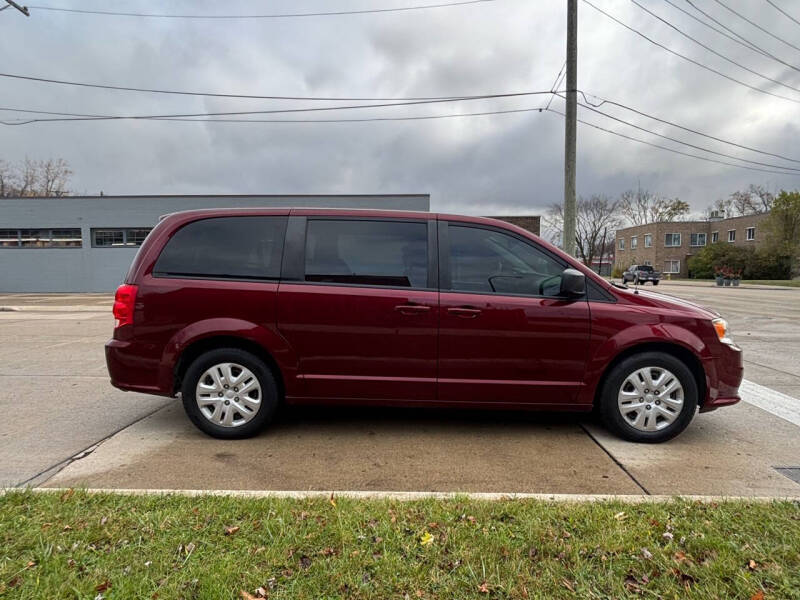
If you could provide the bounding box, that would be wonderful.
[611,266,623,278]
[688,244,791,279]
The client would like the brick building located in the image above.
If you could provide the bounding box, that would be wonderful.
[614,212,769,278]
[488,215,541,236]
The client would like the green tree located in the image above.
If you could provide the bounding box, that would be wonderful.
[763,190,800,276]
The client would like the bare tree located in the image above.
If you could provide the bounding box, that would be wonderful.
[0,157,73,197]
[728,184,774,216]
[619,187,689,225]
[546,194,621,268]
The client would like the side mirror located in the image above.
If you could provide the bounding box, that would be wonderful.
[560,268,586,298]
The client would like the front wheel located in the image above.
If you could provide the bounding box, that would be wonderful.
[599,352,698,443]
[181,348,279,439]
[652,280,659,286]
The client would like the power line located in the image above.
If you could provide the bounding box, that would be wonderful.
[577,92,800,164]
[685,0,773,56]
[0,91,557,124]
[546,107,798,176]
[630,0,800,95]
[543,61,566,111]
[710,0,800,54]
[660,0,800,75]
[0,71,529,102]
[26,0,495,19]
[581,0,800,105]
[555,94,800,172]
[766,0,800,28]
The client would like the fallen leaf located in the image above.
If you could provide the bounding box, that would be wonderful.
[60,488,75,502]
[528,546,538,560]
[477,581,490,593]
[748,559,758,571]
[674,551,687,563]
[329,492,336,508]
[26,561,36,569]
[63,525,72,531]
[100,516,108,526]
[641,547,653,560]
[662,532,674,541]
[320,547,336,557]
[95,580,111,593]
[614,512,627,521]
[255,587,268,598]
[419,531,434,547]
[224,526,240,536]
[750,592,764,600]
[240,591,257,600]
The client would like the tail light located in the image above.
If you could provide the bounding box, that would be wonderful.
[113,284,138,328]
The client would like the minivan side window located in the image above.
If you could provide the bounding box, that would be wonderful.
[447,225,565,297]
[153,216,287,280]
[305,219,428,288]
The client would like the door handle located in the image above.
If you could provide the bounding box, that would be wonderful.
[448,306,481,318]
[395,304,432,315]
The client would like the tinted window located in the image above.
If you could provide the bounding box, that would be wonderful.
[154,216,287,280]
[637,265,653,272]
[447,225,565,297]
[305,219,428,288]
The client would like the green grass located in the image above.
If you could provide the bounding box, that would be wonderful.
[1,491,799,599]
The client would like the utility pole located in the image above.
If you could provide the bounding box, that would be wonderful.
[2,0,30,15]
[563,0,577,256]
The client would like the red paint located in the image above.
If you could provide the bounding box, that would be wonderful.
[106,209,742,417]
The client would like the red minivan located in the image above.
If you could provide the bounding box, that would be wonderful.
[106,208,743,443]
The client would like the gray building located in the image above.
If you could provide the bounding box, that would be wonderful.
[0,194,430,292]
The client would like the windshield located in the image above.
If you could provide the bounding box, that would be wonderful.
[636,265,654,272]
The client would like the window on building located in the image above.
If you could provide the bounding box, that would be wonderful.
[20,229,51,248]
[93,229,124,247]
[618,238,625,250]
[92,228,153,248]
[664,233,681,247]
[728,229,736,242]
[711,231,719,243]
[630,236,638,249]
[305,219,428,288]
[643,260,652,266]
[446,224,565,297]
[0,229,19,247]
[644,234,652,248]
[51,229,82,248]
[690,232,707,247]
[664,260,680,274]
[746,227,755,241]
[154,217,286,280]
[0,228,82,248]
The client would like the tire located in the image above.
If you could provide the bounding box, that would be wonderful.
[181,348,279,439]
[652,280,659,286]
[599,351,698,443]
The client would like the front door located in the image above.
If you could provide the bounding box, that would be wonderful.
[277,216,439,402]
[437,221,590,407]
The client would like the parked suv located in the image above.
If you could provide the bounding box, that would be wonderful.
[106,209,742,443]
[623,265,662,285]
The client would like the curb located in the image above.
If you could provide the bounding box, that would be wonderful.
[6,488,800,502]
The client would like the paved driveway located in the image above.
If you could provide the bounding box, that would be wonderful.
[1,286,798,496]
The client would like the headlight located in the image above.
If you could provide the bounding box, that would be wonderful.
[712,318,734,345]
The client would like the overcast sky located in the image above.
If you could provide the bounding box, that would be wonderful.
[2,0,800,217]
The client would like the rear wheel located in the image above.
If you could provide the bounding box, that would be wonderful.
[652,280,659,285]
[599,352,698,443]
[181,348,278,439]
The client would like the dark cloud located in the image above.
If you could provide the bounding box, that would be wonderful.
[2,0,799,215]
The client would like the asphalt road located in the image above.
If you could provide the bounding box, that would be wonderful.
[0,283,798,495]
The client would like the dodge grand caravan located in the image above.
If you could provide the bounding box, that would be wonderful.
[106,208,743,443]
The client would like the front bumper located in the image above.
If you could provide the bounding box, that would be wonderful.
[699,343,744,412]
